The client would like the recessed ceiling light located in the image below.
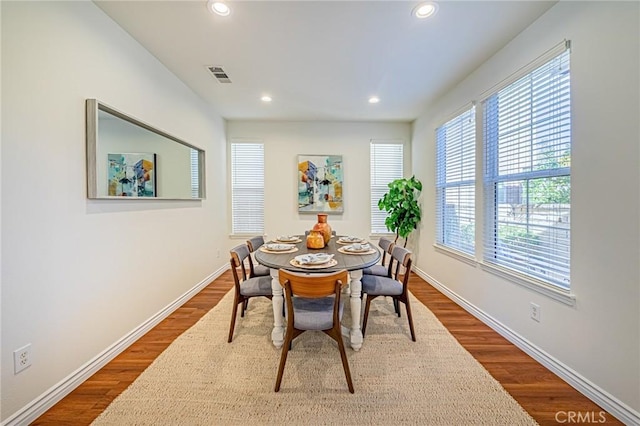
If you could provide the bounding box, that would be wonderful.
[413,2,438,19]
[369,96,380,104]
[208,1,230,16]
[261,95,272,103]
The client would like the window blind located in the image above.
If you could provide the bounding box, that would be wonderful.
[190,148,200,198]
[483,48,571,289]
[231,142,264,234]
[436,106,476,255]
[370,142,403,234]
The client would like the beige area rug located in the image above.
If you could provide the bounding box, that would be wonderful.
[93,290,537,425]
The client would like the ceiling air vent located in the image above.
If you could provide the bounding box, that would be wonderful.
[207,66,232,83]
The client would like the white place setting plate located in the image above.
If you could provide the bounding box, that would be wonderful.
[275,235,302,243]
[338,243,376,255]
[290,253,337,269]
[337,236,365,244]
[293,253,333,265]
[344,243,371,253]
[261,243,296,252]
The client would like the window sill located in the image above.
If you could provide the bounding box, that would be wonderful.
[480,261,576,306]
[433,243,477,267]
[369,232,396,239]
[229,233,263,239]
[432,243,576,306]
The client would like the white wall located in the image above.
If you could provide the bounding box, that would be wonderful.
[412,1,639,418]
[1,1,229,422]
[226,121,411,240]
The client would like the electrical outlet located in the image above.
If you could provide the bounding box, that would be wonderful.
[530,303,541,322]
[13,344,32,374]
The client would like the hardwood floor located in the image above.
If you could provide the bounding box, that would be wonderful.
[33,270,622,425]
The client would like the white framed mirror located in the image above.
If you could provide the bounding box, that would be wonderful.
[86,99,205,200]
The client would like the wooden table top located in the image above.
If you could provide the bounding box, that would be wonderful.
[255,236,381,273]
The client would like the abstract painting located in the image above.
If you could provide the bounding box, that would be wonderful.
[108,153,156,197]
[298,154,343,213]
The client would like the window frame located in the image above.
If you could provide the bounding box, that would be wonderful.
[479,42,573,304]
[190,148,201,199]
[229,140,265,236]
[435,105,477,257]
[370,141,405,236]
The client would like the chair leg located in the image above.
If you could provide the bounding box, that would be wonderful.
[335,330,355,393]
[403,297,416,342]
[274,338,290,392]
[241,298,248,317]
[362,294,375,337]
[394,298,401,317]
[275,328,301,392]
[228,295,240,343]
[287,329,304,351]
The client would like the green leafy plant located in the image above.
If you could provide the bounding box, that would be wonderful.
[378,176,423,246]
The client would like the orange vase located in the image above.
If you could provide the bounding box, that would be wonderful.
[306,230,325,249]
[312,213,332,245]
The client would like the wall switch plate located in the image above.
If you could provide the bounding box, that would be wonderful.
[530,302,541,322]
[14,343,32,374]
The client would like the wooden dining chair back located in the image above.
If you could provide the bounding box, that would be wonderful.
[362,237,395,277]
[361,246,416,341]
[275,269,354,393]
[246,235,270,277]
[228,244,273,343]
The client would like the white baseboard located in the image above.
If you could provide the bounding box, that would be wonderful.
[2,264,230,426]
[412,266,640,426]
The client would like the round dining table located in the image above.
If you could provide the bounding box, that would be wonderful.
[255,235,381,351]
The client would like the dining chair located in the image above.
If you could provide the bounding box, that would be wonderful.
[361,246,416,342]
[246,235,270,277]
[275,269,354,393]
[362,237,400,315]
[228,244,273,343]
[362,237,395,277]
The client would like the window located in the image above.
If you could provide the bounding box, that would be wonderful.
[436,106,476,255]
[230,142,264,234]
[370,142,404,234]
[482,48,571,289]
[190,148,200,198]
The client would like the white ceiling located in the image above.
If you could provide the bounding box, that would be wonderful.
[95,0,556,122]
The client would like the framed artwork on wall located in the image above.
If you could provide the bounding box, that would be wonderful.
[298,154,343,213]
[107,152,156,197]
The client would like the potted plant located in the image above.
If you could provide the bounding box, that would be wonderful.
[378,176,423,247]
